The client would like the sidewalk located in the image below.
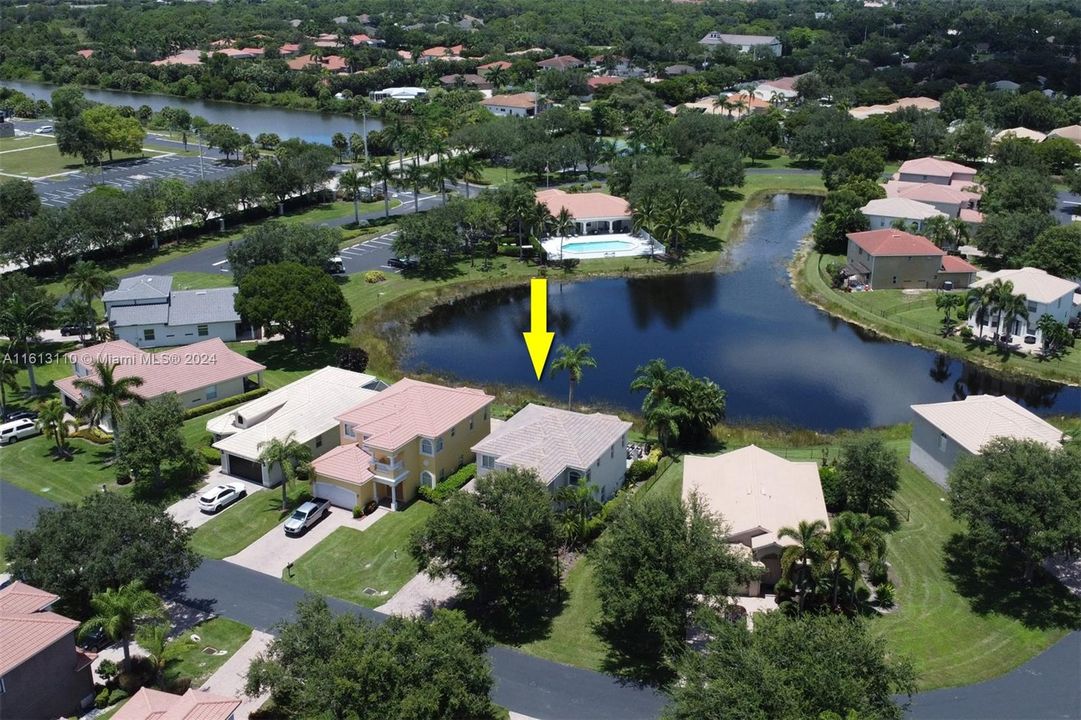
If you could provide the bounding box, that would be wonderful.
[199,629,273,720]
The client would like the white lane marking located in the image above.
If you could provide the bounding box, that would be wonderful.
[212,259,229,267]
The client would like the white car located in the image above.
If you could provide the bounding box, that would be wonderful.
[198,482,248,513]
[0,418,40,444]
[34,125,54,134]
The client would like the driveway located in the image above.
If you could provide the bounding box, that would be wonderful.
[223,506,354,577]
[200,629,273,720]
[376,571,460,618]
[167,472,265,530]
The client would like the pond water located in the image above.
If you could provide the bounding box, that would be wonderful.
[403,194,1080,431]
[2,79,380,146]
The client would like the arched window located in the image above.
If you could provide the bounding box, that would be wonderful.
[420,438,434,455]
[421,471,436,489]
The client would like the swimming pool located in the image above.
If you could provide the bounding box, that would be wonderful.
[541,232,663,259]
[562,240,636,253]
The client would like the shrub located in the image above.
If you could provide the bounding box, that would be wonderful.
[855,585,872,603]
[364,270,386,283]
[364,499,378,515]
[97,658,119,682]
[95,688,110,709]
[353,504,363,519]
[183,387,270,420]
[561,258,580,272]
[198,445,221,465]
[165,675,192,694]
[417,463,476,504]
[625,459,658,485]
[72,426,112,444]
[875,581,896,608]
[108,689,130,705]
[819,465,846,511]
[959,325,974,339]
[116,656,154,693]
[335,346,370,373]
[868,560,889,586]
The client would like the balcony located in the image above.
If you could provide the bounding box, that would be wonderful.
[368,456,407,482]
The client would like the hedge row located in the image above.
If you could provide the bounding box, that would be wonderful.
[183,386,270,420]
[418,463,476,504]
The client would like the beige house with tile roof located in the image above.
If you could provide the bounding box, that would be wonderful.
[682,446,829,595]
[112,688,240,720]
[909,395,1065,486]
[472,403,631,501]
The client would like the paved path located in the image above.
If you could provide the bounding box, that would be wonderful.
[167,474,265,530]
[224,506,356,577]
[376,570,461,617]
[0,481,54,535]
[200,629,273,720]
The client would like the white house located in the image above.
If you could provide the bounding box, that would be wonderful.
[368,86,427,102]
[471,403,631,502]
[966,267,1080,345]
[698,32,782,57]
[992,127,1047,143]
[209,366,385,487]
[909,395,1064,486]
[103,275,246,348]
[480,92,544,117]
[860,197,947,231]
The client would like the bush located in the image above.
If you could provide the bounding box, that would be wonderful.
[353,504,363,519]
[165,675,192,694]
[417,463,475,504]
[183,387,270,420]
[364,499,378,515]
[97,658,119,682]
[560,258,580,272]
[335,346,370,373]
[875,581,896,608]
[108,689,130,705]
[625,459,658,485]
[959,325,974,339]
[72,426,112,444]
[116,656,154,693]
[198,445,221,465]
[95,688,111,709]
[868,560,889,586]
[855,585,872,603]
[819,465,846,511]
[364,270,386,283]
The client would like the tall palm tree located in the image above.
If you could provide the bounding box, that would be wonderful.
[0,356,19,418]
[821,514,866,611]
[453,152,483,199]
[36,398,76,457]
[386,115,408,169]
[135,622,176,689]
[399,162,427,213]
[964,285,992,341]
[0,295,55,396]
[72,360,145,439]
[338,168,365,225]
[552,207,575,261]
[654,198,690,258]
[630,358,673,412]
[67,260,119,306]
[550,343,597,409]
[713,94,735,117]
[372,158,395,219]
[935,292,965,332]
[988,279,1028,341]
[631,195,660,261]
[348,132,366,163]
[484,65,508,91]
[642,398,687,453]
[331,132,349,163]
[777,518,828,614]
[80,581,165,669]
[427,160,454,205]
[258,431,313,510]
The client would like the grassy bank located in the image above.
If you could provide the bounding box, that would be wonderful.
[792,249,1081,386]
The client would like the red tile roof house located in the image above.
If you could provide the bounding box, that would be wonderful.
[536,188,632,235]
[286,54,349,72]
[843,229,977,290]
[55,338,265,431]
[537,54,584,71]
[0,582,96,720]
[896,157,977,186]
[440,73,491,90]
[311,378,494,511]
[112,687,240,720]
[477,60,512,73]
[480,92,546,117]
[76,48,94,59]
[419,45,466,64]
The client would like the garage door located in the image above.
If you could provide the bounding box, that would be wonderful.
[313,482,357,510]
[226,455,264,483]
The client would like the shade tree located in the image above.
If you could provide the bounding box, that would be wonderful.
[235,262,352,347]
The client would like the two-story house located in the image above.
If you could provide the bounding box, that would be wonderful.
[843,229,979,290]
[310,378,494,510]
[966,267,1080,345]
[896,157,977,186]
[471,404,631,502]
[698,32,782,56]
[103,275,250,348]
[0,582,96,720]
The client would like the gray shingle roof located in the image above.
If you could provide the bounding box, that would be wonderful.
[102,275,173,304]
[106,287,240,328]
[108,303,170,327]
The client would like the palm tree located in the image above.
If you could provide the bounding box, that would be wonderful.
[552,207,575,261]
[258,431,313,510]
[60,299,96,344]
[36,398,76,457]
[654,195,691,259]
[631,195,660,261]
[550,343,597,409]
[453,152,483,199]
[484,65,509,90]
[0,295,55,396]
[642,398,687,453]
[935,292,965,333]
[386,115,408,169]
[427,160,454,205]
[0,356,19,418]
[72,360,145,440]
[242,143,260,170]
[630,358,674,412]
[713,94,735,117]
[67,260,119,305]
[399,162,427,213]
[525,201,553,254]
[777,519,828,614]
[965,285,992,342]
[372,158,395,218]
[988,279,1028,341]
[555,483,601,548]
[348,132,366,163]
[80,581,165,669]
[331,132,349,163]
[338,169,365,225]
[821,513,867,611]
[135,622,176,689]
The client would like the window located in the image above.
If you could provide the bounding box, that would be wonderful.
[421,471,436,488]
[891,276,897,285]
[143,328,155,341]
[939,433,948,453]
[450,425,456,437]
[469,417,474,431]
[315,436,323,448]
[197,324,209,337]
[481,455,494,469]
[436,437,444,452]
[421,437,438,455]
[205,385,218,400]
[610,445,614,459]
[344,423,355,438]
[1027,302,1037,313]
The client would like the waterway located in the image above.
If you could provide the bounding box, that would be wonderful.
[403,194,1080,431]
[1,78,380,146]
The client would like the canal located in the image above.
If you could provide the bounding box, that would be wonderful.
[1,78,380,146]
[403,194,1080,431]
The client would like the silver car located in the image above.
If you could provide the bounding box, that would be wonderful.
[198,482,248,513]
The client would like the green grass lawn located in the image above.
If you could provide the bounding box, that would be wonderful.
[164,617,252,686]
[281,199,399,225]
[287,500,434,607]
[476,165,529,187]
[0,134,58,152]
[170,272,236,291]
[795,251,1081,385]
[518,557,605,669]
[0,534,10,563]
[191,482,311,559]
[0,143,163,178]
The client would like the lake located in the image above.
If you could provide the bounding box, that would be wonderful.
[403,194,1080,431]
[1,79,381,146]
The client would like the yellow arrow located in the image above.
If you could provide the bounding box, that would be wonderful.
[522,277,555,380]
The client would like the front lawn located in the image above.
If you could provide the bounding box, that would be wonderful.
[164,617,252,686]
[518,557,605,669]
[287,500,434,607]
[0,142,158,178]
[190,481,310,559]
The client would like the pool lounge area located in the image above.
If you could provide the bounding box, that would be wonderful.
[541,232,664,260]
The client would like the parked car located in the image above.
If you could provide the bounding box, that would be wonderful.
[60,324,94,337]
[34,125,54,134]
[0,418,40,444]
[198,482,248,513]
[284,499,330,536]
[325,255,345,274]
[387,257,417,270]
[79,625,112,652]
[2,410,37,423]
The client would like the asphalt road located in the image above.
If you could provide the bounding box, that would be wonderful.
[2,478,1078,720]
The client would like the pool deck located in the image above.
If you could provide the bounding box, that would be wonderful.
[541,232,664,260]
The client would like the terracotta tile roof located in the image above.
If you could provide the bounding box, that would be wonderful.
[898,157,976,179]
[422,44,464,58]
[886,180,970,206]
[587,76,623,90]
[958,208,984,223]
[311,443,375,486]
[911,395,1063,455]
[76,49,94,58]
[481,92,538,110]
[478,60,512,71]
[537,54,582,70]
[847,229,944,257]
[0,581,80,676]
[57,338,265,404]
[940,255,978,273]
[0,581,58,615]
[287,54,347,71]
[535,188,630,220]
[152,49,203,66]
[338,378,493,451]
[112,688,240,720]
[472,404,631,484]
[350,33,372,45]
[1048,124,1081,143]
[279,42,301,55]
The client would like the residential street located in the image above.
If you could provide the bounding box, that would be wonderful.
[1,478,1078,720]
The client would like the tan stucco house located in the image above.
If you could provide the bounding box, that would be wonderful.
[843,229,976,290]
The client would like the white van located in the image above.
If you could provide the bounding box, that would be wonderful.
[0,418,40,444]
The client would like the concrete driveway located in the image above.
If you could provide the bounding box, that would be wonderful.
[167,473,266,530]
[223,506,353,577]
[200,629,273,720]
